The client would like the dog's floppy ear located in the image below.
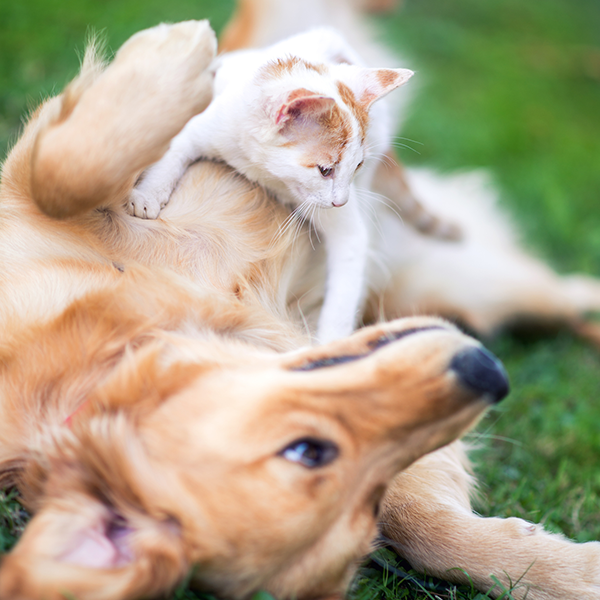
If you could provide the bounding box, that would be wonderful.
[0,493,188,600]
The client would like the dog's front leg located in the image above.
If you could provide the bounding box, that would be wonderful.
[380,443,600,600]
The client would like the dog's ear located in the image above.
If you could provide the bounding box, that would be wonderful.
[0,493,188,600]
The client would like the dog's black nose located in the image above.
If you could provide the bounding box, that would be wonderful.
[450,347,509,403]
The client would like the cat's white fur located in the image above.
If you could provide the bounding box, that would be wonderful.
[128,28,412,343]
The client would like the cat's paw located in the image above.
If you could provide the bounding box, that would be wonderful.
[126,189,166,220]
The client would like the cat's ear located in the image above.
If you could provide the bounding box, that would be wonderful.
[342,67,414,109]
[276,90,336,125]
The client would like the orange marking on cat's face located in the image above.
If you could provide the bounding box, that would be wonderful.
[278,86,351,168]
[336,82,369,142]
[296,103,351,169]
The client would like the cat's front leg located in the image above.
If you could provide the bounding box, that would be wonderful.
[127,113,207,219]
[316,194,368,344]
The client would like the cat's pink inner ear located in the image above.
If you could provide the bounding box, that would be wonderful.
[276,93,336,125]
[358,68,414,109]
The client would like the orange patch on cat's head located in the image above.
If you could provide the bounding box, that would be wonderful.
[336,82,369,142]
[260,57,326,80]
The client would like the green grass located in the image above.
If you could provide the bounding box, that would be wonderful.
[1,1,599,599]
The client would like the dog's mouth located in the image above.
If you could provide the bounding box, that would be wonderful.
[292,326,445,372]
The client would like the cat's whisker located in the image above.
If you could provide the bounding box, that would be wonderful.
[368,136,424,155]
[389,141,421,155]
[294,217,308,249]
[312,206,323,244]
[271,202,309,247]
[288,200,312,249]
[354,188,387,239]
[307,205,322,248]
[366,148,396,163]
[355,187,404,225]
[388,135,425,147]
[270,213,296,247]
[366,141,394,152]
[278,212,298,238]
[307,207,317,251]
[366,153,395,169]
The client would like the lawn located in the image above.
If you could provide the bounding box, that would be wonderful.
[1,1,599,599]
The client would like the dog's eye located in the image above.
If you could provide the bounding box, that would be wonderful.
[318,165,334,178]
[279,437,339,468]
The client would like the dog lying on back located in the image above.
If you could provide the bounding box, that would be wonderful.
[1,15,600,600]
[0,21,506,600]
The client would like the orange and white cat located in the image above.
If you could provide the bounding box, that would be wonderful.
[128,28,412,343]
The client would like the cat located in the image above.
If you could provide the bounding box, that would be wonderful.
[128,27,414,343]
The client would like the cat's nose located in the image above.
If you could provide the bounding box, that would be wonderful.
[450,346,509,403]
[332,195,349,208]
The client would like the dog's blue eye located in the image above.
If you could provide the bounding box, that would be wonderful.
[280,438,339,468]
[318,165,334,178]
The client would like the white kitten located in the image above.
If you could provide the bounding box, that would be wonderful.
[128,28,412,343]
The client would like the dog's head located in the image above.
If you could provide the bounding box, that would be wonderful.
[0,317,507,600]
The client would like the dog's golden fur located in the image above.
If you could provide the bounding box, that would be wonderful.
[0,21,497,600]
[1,10,600,600]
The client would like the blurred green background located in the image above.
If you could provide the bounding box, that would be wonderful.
[1,1,599,598]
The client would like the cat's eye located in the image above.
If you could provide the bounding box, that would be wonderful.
[318,165,334,178]
[356,160,364,171]
[279,437,339,468]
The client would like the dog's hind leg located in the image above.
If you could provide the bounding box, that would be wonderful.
[30,21,216,219]
[380,443,600,600]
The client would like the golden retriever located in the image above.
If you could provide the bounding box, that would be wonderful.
[0,11,599,600]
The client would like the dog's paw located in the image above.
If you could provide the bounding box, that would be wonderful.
[126,189,166,220]
[117,20,216,70]
[114,21,216,121]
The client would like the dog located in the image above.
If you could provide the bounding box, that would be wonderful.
[1,12,600,600]
[0,20,507,600]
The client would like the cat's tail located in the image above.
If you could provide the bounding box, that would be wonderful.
[373,152,462,241]
[30,21,216,219]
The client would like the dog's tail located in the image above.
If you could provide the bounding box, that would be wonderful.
[29,21,216,219]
